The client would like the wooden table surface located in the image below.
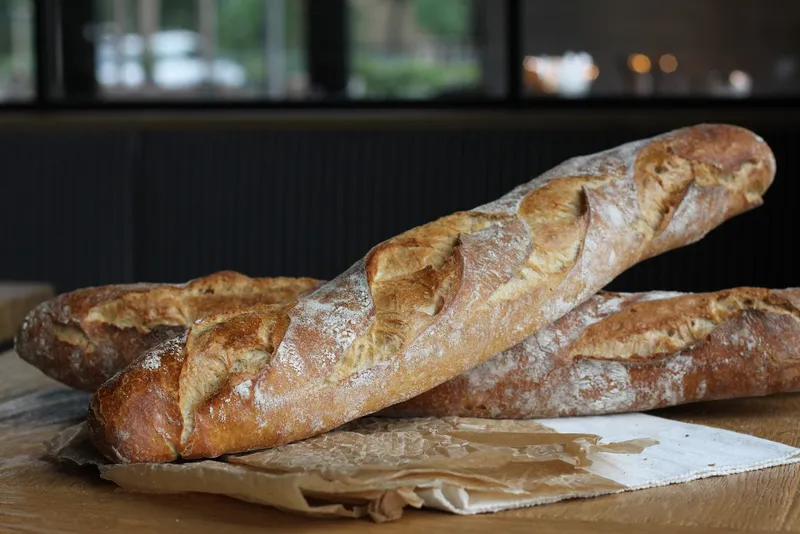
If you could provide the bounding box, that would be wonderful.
[0,281,54,342]
[2,348,800,533]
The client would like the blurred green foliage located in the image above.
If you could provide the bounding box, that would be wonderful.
[354,57,478,98]
[412,0,470,38]
[350,0,477,97]
[160,0,477,95]
[0,0,28,54]
[0,0,479,97]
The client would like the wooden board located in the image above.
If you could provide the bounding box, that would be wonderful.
[1,349,799,533]
[0,281,54,342]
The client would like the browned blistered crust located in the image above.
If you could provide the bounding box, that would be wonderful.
[15,271,323,390]
[382,288,800,418]
[87,124,777,463]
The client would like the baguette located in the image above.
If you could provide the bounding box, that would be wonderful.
[14,271,323,390]
[87,124,776,463]
[382,288,800,418]
[22,280,798,418]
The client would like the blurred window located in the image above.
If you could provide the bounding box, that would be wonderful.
[0,0,33,103]
[91,0,307,99]
[4,0,799,106]
[82,0,489,101]
[522,0,800,99]
[349,0,484,99]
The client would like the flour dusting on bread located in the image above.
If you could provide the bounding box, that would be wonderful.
[84,125,778,462]
[385,287,800,419]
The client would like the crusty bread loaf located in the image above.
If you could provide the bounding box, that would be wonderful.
[382,288,800,418]
[14,271,323,390]
[23,279,798,419]
[87,124,776,463]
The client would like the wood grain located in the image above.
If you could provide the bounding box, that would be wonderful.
[0,281,54,342]
[1,349,799,533]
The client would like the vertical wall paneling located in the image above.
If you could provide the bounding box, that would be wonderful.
[0,122,794,293]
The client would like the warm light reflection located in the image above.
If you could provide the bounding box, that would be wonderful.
[628,54,652,74]
[522,52,598,97]
[729,70,752,95]
[659,54,678,73]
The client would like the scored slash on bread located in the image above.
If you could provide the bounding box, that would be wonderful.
[21,277,800,423]
[14,271,323,390]
[383,288,800,418]
[73,124,776,463]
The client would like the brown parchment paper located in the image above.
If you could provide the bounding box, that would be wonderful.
[46,417,654,523]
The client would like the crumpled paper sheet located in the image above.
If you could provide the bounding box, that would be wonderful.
[47,416,653,522]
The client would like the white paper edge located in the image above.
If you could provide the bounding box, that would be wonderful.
[418,412,800,515]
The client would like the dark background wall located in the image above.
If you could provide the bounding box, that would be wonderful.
[0,109,796,295]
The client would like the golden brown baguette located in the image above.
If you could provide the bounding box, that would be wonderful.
[14,271,323,390]
[382,288,800,418]
[87,124,776,463]
[23,281,798,418]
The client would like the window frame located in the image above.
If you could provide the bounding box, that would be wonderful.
[7,0,799,112]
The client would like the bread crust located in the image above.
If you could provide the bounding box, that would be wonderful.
[14,271,323,390]
[24,282,799,420]
[87,124,777,463]
[382,288,800,418]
